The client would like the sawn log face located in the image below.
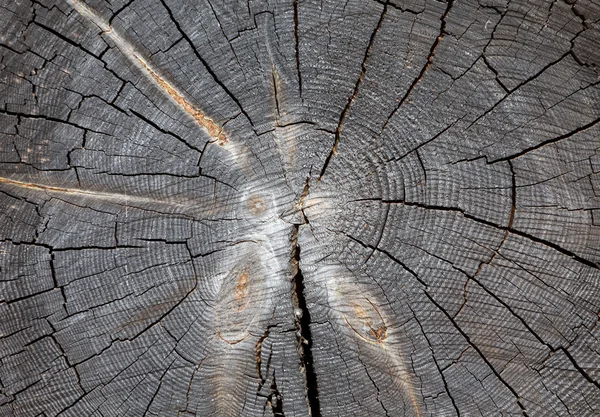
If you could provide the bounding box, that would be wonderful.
[1,0,600,415]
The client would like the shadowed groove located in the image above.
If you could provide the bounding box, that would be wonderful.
[291,224,321,417]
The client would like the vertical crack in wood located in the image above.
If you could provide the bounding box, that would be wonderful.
[255,327,271,393]
[408,304,460,416]
[293,0,303,99]
[291,223,321,416]
[256,327,286,416]
[267,374,285,416]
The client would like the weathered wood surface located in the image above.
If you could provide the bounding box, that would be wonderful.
[1,0,600,415]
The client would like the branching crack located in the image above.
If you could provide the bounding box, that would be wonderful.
[158,0,254,128]
[408,304,460,416]
[62,0,230,143]
[358,355,390,417]
[464,47,583,132]
[267,374,285,416]
[455,160,515,318]
[424,292,530,416]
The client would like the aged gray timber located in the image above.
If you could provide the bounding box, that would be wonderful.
[1,0,599,415]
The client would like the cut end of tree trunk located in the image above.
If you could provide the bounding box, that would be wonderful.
[1,0,600,415]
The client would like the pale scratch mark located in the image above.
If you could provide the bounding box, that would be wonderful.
[215,248,275,345]
[137,59,227,143]
[329,280,423,417]
[65,0,227,144]
[0,176,190,207]
[216,331,250,345]
[381,345,423,417]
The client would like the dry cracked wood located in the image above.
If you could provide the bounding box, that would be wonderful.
[1,0,600,415]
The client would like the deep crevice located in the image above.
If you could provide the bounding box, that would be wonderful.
[267,374,285,416]
[293,0,303,99]
[291,225,321,417]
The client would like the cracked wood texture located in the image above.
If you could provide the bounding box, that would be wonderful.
[1,0,600,415]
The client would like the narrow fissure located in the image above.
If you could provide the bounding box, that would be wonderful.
[293,0,303,99]
[508,160,516,228]
[317,2,389,181]
[381,0,453,133]
[291,224,321,417]
[272,66,281,119]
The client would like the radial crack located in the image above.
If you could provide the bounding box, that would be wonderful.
[158,0,254,129]
[464,49,576,132]
[381,0,454,133]
[293,0,303,99]
[317,2,388,181]
[491,115,600,162]
[408,304,461,416]
[381,199,599,270]
[290,225,321,416]
[424,292,529,416]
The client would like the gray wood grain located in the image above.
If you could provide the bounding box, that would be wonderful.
[1,0,599,415]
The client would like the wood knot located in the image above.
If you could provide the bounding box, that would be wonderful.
[247,194,268,216]
[234,271,250,312]
[216,257,266,345]
[343,298,388,343]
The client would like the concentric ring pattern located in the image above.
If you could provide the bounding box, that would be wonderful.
[1,0,600,415]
